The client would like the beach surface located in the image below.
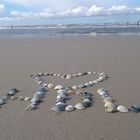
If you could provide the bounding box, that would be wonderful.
[0,36,140,140]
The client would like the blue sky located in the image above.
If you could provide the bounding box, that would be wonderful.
[0,0,140,25]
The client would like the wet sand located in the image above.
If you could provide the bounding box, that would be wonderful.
[0,36,140,140]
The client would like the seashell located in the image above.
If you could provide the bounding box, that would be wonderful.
[51,102,66,112]
[78,84,85,88]
[72,85,78,90]
[103,97,114,103]
[75,103,85,110]
[37,81,43,85]
[43,83,48,87]
[54,85,64,90]
[87,71,92,75]
[97,76,105,82]
[66,75,72,80]
[101,94,109,99]
[92,80,98,84]
[68,90,76,96]
[57,89,68,94]
[18,96,24,101]
[129,105,140,113]
[24,97,31,101]
[99,72,106,76]
[84,82,91,87]
[44,72,50,76]
[10,96,17,100]
[82,98,92,107]
[77,73,82,76]
[53,73,57,76]
[47,83,54,89]
[25,104,37,110]
[97,88,105,94]
[38,72,44,76]
[98,91,108,96]
[2,96,8,101]
[105,106,117,113]
[65,105,75,112]
[104,102,115,108]
[7,88,19,96]
[117,105,129,113]
[0,99,6,105]
[75,90,83,95]
[89,81,94,85]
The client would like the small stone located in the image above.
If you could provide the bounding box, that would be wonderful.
[82,98,92,107]
[117,105,129,113]
[75,103,85,110]
[66,75,72,80]
[65,105,75,112]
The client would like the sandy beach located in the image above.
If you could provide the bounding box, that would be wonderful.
[0,36,140,140]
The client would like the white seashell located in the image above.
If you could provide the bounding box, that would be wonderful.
[104,102,115,108]
[65,105,75,112]
[105,106,117,113]
[66,74,72,80]
[72,85,78,90]
[75,90,83,95]
[38,72,43,76]
[47,83,54,89]
[88,71,92,75]
[92,80,98,84]
[25,104,37,110]
[84,82,91,87]
[43,83,48,87]
[24,97,31,101]
[18,96,25,101]
[89,81,94,85]
[99,72,106,76]
[10,96,17,100]
[54,85,64,90]
[77,73,82,76]
[104,102,117,113]
[97,76,105,82]
[117,105,129,113]
[98,91,108,96]
[57,89,67,94]
[75,103,85,110]
[37,81,43,85]
[103,97,114,103]
[0,99,5,105]
[97,88,105,94]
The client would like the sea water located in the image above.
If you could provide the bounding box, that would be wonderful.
[0,24,140,39]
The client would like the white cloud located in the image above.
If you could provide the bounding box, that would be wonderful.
[10,11,33,18]
[87,5,104,16]
[0,4,4,11]
[7,5,140,19]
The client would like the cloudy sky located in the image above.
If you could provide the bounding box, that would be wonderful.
[0,0,140,25]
